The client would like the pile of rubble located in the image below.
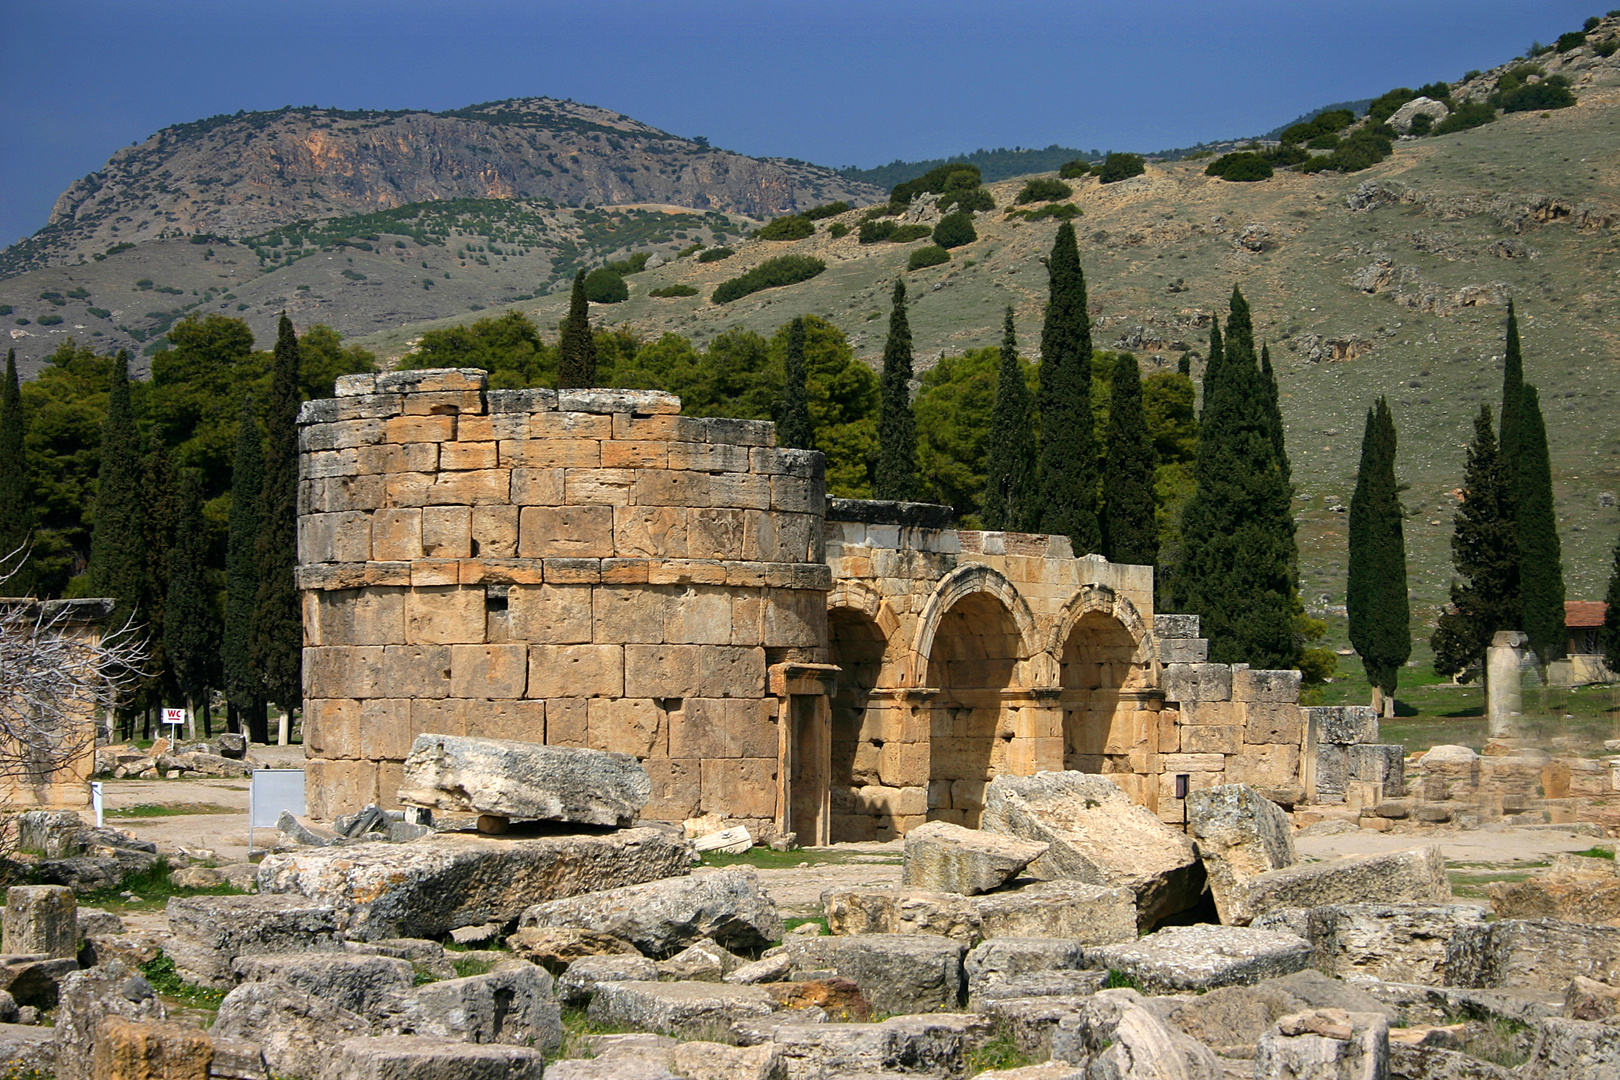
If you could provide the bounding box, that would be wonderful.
[5,736,1620,1079]
[94,733,256,780]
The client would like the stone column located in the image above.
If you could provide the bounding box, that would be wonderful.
[1486,631,1528,740]
[3,884,78,958]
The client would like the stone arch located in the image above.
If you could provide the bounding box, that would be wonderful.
[1051,585,1154,774]
[910,565,1040,686]
[1046,584,1152,666]
[825,582,901,842]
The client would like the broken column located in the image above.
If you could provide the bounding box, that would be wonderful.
[3,885,78,959]
[1486,630,1527,741]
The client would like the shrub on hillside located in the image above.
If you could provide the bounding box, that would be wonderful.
[1307,132,1341,150]
[908,245,950,271]
[1298,127,1394,173]
[583,268,628,303]
[1367,88,1418,123]
[860,219,897,243]
[1005,203,1079,222]
[604,251,651,275]
[1416,81,1454,104]
[1097,153,1146,184]
[892,164,982,205]
[1408,113,1435,135]
[1557,30,1588,51]
[697,246,735,263]
[802,201,850,221]
[757,215,816,241]
[1279,109,1355,144]
[932,213,977,249]
[1498,80,1576,112]
[1015,177,1073,203]
[648,284,699,298]
[1264,144,1309,167]
[711,255,826,303]
[1059,159,1092,178]
[1434,100,1497,134]
[889,224,933,242]
[936,187,995,213]
[1205,152,1273,181]
[828,221,851,238]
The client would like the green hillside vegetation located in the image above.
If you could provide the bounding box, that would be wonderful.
[712,255,827,303]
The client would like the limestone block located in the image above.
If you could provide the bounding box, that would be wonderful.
[688,508,748,561]
[469,505,519,558]
[301,510,373,564]
[489,387,559,413]
[308,473,387,514]
[306,758,381,817]
[509,583,593,644]
[748,447,820,477]
[1350,745,1406,796]
[661,584,733,645]
[1240,703,1300,746]
[588,981,775,1039]
[634,469,710,509]
[463,699,546,743]
[878,742,929,788]
[545,698,589,745]
[1159,637,1209,664]
[323,1035,546,1079]
[780,934,966,1014]
[359,699,413,760]
[377,368,486,394]
[402,391,487,417]
[602,558,650,584]
[555,388,679,415]
[1162,753,1226,772]
[1487,855,1620,925]
[601,440,670,469]
[411,698,467,742]
[1088,925,1313,993]
[565,467,635,506]
[91,1016,213,1080]
[696,645,767,698]
[1307,706,1379,745]
[1183,725,1243,755]
[623,644,699,698]
[1239,845,1452,922]
[587,698,663,757]
[1185,785,1297,924]
[450,644,529,699]
[707,472,772,511]
[398,734,649,825]
[1184,700,1235,726]
[763,588,827,648]
[1049,988,1222,1079]
[510,466,564,505]
[643,757,701,821]
[404,585,486,645]
[822,887,979,940]
[360,441,440,474]
[669,699,778,759]
[519,505,614,558]
[378,644,452,699]
[528,644,624,699]
[385,414,456,443]
[420,506,472,558]
[1315,744,1348,796]
[669,441,751,474]
[304,645,385,699]
[165,894,343,987]
[523,868,781,955]
[411,559,461,587]
[1279,903,1489,984]
[973,881,1137,944]
[1161,663,1233,704]
[614,505,688,558]
[2,885,76,958]
[371,508,424,561]
[1232,669,1302,703]
[701,759,778,820]
[303,697,358,758]
[901,822,1048,895]
[308,587,407,647]
[1254,1009,1389,1080]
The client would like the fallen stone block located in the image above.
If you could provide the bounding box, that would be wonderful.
[323,1035,547,1080]
[1523,1017,1620,1080]
[1050,988,1222,1080]
[35,849,159,895]
[1086,924,1312,993]
[212,980,372,1079]
[1255,903,1489,985]
[757,1013,992,1080]
[971,973,1106,1011]
[344,938,454,981]
[901,821,1047,895]
[558,953,658,1005]
[1184,784,1296,924]
[0,955,79,1007]
[164,894,343,988]
[15,809,87,858]
[692,827,754,856]
[781,933,967,1014]
[76,906,124,939]
[506,926,640,973]
[1488,854,1620,926]
[260,828,692,941]
[1254,1008,1389,1080]
[53,961,167,1080]
[1444,918,1620,992]
[385,961,561,1049]
[1389,1044,1515,1080]
[670,1040,785,1080]
[277,811,340,847]
[657,939,745,982]
[588,980,777,1037]
[725,953,794,985]
[964,937,1087,1001]
[548,1039,681,1080]
[91,1016,212,1080]
[973,1063,1086,1080]
[972,880,1136,945]
[231,953,416,1018]
[398,734,651,827]
[822,887,980,941]
[3,885,77,959]
[0,1023,54,1076]
[763,977,870,1022]
[1161,981,1308,1057]
[1566,974,1620,1021]
[1236,844,1451,921]
[981,771,1205,930]
[980,996,1100,1057]
[521,868,781,955]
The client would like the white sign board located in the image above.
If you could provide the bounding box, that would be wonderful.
[248,769,306,853]
[91,781,104,828]
[161,707,187,726]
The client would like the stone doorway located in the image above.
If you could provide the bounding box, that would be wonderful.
[924,592,1025,827]
[1059,610,1139,772]
[771,664,837,847]
[826,607,889,842]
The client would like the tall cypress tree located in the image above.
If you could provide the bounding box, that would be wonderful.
[778,317,813,450]
[88,351,147,636]
[981,306,1037,532]
[141,441,179,708]
[556,270,597,388]
[224,396,262,734]
[1431,406,1520,676]
[1346,397,1409,712]
[1172,288,1298,668]
[1601,527,1620,673]
[1498,301,1525,496]
[1102,353,1158,566]
[251,315,302,731]
[166,469,217,729]
[1259,343,1290,489]
[874,279,918,501]
[1202,318,1225,408]
[1515,383,1565,664]
[1036,222,1100,554]
[0,349,33,588]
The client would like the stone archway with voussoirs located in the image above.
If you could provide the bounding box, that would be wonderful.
[824,581,905,841]
[909,564,1043,689]
[1050,583,1160,778]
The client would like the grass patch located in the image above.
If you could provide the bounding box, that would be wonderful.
[105,803,235,818]
[141,951,226,1010]
[967,1025,1037,1074]
[80,857,245,912]
[699,847,897,870]
[782,917,827,936]
[1104,969,1143,991]
[452,955,496,978]
[550,1005,639,1062]
[1572,846,1616,860]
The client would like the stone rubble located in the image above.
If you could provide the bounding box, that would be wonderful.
[396,733,652,827]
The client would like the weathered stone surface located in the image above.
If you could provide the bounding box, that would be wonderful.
[1565,975,1620,1022]
[52,961,167,1080]
[975,1063,1086,1080]
[232,954,416,1018]
[1184,784,1296,924]
[260,829,692,940]
[973,880,1136,944]
[972,973,1107,1011]
[1050,988,1223,1080]
[76,906,125,938]
[386,961,561,1049]
[1237,844,1451,921]
[725,953,793,985]
[90,1016,212,1080]
[505,926,639,973]
[657,939,745,982]
[0,954,77,1007]
[1162,982,1305,1056]
[0,1023,53,1076]
[589,980,777,1036]
[323,1035,547,1080]
[670,1040,787,1080]
[521,868,781,955]
[822,887,980,941]
[980,996,1099,1057]
[558,953,658,1005]
[3,886,77,959]
[1444,918,1620,992]
[344,938,454,981]
[1086,925,1313,993]
[781,934,967,1015]
[212,981,371,1079]
[1389,1043,1515,1080]
[964,937,1086,999]
[900,821,1047,895]
[164,894,343,988]
[981,772,1204,929]
[1488,854,1620,926]
[397,734,651,826]
[762,978,870,1022]
[754,1013,991,1080]
[1254,1009,1390,1080]
[1255,903,1489,985]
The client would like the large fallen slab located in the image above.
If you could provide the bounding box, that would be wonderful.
[1254,903,1489,985]
[397,734,650,827]
[165,894,343,988]
[519,868,781,955]
[1235,844,1451,923]
[1050,988,1223,1080]
[1444,918,1620,993]
[781,933,968,1015]
[743,1013,993,1079]
[1085,925,1313,993]
[1185,784,1296,925]
[901,821,1047,895]
[258,828,692,941]
[325,1035,547,1080]
[1488,853,1620,926]
[587,981,777,1037]
[981,772,1204,929]
[820,881,1135,947]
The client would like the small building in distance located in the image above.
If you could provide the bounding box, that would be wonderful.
[1553,600,1614,687]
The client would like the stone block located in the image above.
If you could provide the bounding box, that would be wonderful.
[1350,744,1406,796]
[1087,925,1313,993]
[662,585,733,645]
[324,1036,546,1080]
[688,508,748,561]
[643,757,701,821]
[405,585,486,645]
[528,644,624,699]
[633,469,709,509]
[420,505,472,558]
[669,699,777,760]
[752,1013,991,1080]
[518,505,613,559]
[822,887,980,940]
[164,894,343,988]
[696,645,767,698]
[488,387,558,413]
[470,505,519,558]
[593,585,669,644]
[601,440,669,469]
[1239,845,1452,922]
[377,368,486,394]
[231,952,415,1017]
[1185,784,1297,925]
[565,467,635,505]
[1276,903,1489,985]
[522,868,781,955]
[1246,702,1304,745]
[1315,744,1348,796]
[669,441,752,474]
[624,644,700,698]
[1155,614,1201,640]
[301,510,373,564]
[707,472,772,511]
[499,438,600,469]
[308,585,408,649]
[901,821,1047,895]
[1161,663,1233,704]
[398,734,649,825]
[588,981,776,1038]
[379,644,452,699]
[545,698,589,745]
[1254,1009,1389,1080]
[1232,669,1302,703]
[1307,706,1379,745]
[1182,725,1244,755]
[762,588,825,648]
[973,881,1137,944]
[782,933,967,1014]
[305,645,385,699]
[700,759,778,819]
[463,699,546,744]
[306,758,381,817]
[359,699,414,760]
[587,698,663,757]
[2,885,76,958]
[554,952,656,1003]
[90,1016,213,1080]
[1487,855,1620,926]
[388,962,561,1049]
[510,466,564,505]
[508,582,593,644]
[360,441,440,474]
[449,644,529,698]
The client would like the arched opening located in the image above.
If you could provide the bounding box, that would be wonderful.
[925,592,1025,827]
[1059,610,1140,772]
[826,606,888,842]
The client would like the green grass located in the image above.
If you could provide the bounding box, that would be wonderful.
[967,1027,1037,1074]
[699,847,898,870]
[79,857,245,912]
[105,802,235,818]
[140,951,226,1010]
[1572,846,1616,859]
[1103,969,1143,991]
[452,955,496,978]
[782,917,828,936]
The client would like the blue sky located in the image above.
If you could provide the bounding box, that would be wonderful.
[0,0,1600,248]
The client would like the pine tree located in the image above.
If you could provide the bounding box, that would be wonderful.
[88,351,147,636]
[166,469,217,727]
[1601,527,1620,673]
[1346,397,1409,712]
[223,396,262,733]
[1035,221,1100,554]
[1102,353,1158,566]
[251,315,302,730]
[874,279,918,501]
[556,270,598,388]
[778,317,813,450]
[981,307,1037,532]
[1515,383,1566,664]
[0,349,33,588]
[1431,406,1520,676]
[1172,288,1299,668]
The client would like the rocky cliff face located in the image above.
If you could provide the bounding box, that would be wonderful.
[18,98,880,273]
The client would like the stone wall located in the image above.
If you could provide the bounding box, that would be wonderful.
[0,597,113,811]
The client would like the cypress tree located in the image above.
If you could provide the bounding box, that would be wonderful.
[223,396,262,734]
[874,279,917,501]
[1431,406,1520,676]
[778,317,813,450]
[1202,318,1225,404]
[1102,353,1158,566]
[981,306,1037,532]
[166,469,217,728]
[1259,343,1291,489]
[141,441,179,708]
[556,270,598,388]
[251,315,302,731]
[1346,397,1409,713]
[1498,301,1525,496]
[1035,222,1100,554]
[0,349,33,588]
[1172,288,1298,668]
[88,351,147,636]
[1515,384,1566,664]
[1601,527,1620,673]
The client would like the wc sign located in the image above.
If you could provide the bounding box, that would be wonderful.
[161,708,187,727]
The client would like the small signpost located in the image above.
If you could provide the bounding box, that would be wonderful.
[161,707,189,741]
[248,769,306,856]
[91,781,104,828]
